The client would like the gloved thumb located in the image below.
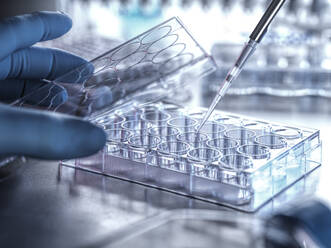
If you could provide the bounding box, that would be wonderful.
[0,104,106,160]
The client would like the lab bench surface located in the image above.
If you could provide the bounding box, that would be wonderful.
[0,159,231,248]
[0,157,320,248]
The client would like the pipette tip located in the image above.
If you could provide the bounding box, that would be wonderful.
[196,93,222,133]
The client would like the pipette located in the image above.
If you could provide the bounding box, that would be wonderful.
[196,0,286,132]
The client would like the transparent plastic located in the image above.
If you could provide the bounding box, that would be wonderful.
[12,17,216,118]
[62,104,321,212]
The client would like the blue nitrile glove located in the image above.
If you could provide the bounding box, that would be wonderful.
[265,200,331,248]
[0,11,106,160]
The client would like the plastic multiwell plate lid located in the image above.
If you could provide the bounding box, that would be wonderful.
[12,17,216,118]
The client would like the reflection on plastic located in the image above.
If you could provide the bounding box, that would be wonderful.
[62,103,322,212]
[12,17,216,117]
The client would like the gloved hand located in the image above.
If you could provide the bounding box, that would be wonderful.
[0,11,106,160]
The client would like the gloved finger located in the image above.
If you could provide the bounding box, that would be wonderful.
[0,104,106,160]
[0,47,89,81]
[0,79,67,107]
[0,11,72,60]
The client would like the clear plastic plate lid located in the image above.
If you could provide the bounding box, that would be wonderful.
[12,17,216,119]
